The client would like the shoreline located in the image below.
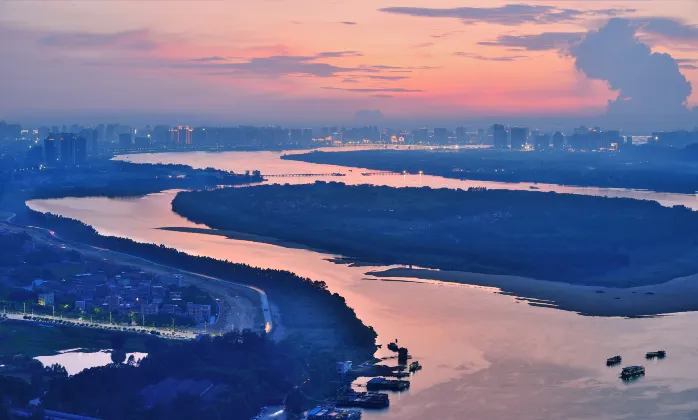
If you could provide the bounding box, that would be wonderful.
[157,226,329,253]
[368,267,698,317]
[159,226,698,317]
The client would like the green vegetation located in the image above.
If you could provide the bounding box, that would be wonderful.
[172,182,698,286]
[0,320,151,357]
[284,148,698,193]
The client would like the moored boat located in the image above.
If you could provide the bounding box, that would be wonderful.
[646,350,666,359]
[620,365,645,379]
[606,355,622,366]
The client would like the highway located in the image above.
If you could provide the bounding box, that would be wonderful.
[3,216,274,337]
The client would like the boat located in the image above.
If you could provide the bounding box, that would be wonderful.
[409,361,422,372]
[606,356,622,366]
[620,366,645,379]
[335,390,389,409]
[646,350,666,359]
[387,342,399,352]
[366,377,410,391]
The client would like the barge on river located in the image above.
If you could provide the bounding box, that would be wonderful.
[646,350,666,359]
[335,390,389,409]
[606,356,622,366]
[620,366,645,379]
[366,377,410,391]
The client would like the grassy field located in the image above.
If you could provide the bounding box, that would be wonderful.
[0,319,151,357]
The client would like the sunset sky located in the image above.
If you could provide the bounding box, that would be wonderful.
[2,1,698,129]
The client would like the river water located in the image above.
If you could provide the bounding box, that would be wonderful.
[26,150,698,419]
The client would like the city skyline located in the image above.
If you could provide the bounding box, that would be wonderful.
[2,1,698,129]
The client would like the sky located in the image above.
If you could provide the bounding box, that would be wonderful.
[1,0,698,130]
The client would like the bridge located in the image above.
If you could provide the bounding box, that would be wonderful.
[262,172,346,178]
[360,171,404,176]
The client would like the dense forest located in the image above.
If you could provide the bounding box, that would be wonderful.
[172,182,698,286]
[284,148,698,193]
[39,331,317,420]
[1,206,377,418]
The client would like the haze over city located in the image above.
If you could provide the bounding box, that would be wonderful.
[6,2,698,420]
[2,1,698,130]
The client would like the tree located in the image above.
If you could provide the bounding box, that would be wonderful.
[110,332,126,350]
[111,349,126,364]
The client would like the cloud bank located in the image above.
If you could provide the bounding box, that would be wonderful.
[571,18,692,116]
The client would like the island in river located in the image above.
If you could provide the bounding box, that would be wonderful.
[171,182,698,290]
[283,147,698,194]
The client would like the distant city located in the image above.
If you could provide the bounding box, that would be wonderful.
[2,120,698,168]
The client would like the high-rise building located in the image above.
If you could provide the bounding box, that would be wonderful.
[602,130,621,150]
[192,127,208,145]
[74,136,87,164]
[433,128,448,143]
[44,135,57,164]
[510,127,527,150]
[302,128,313,144]
[170,126,193,145]
[552,132,564,150]
[455,126,467,142]
[118,133,132,148]
[59,133,77,165]
[493,124,508,149]
[534,134,550,151]
[290,128,303,144]
[134,136,151,148]
[79,129,99,155]
[152,125,170,144]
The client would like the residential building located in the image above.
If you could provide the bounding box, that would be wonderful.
[510,127,527,150]
[38,292,55,306]
[493,124,508,149]
[141,303,159,316]
[186,302,212,321]
[552,131,564,150]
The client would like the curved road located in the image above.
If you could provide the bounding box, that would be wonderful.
[6,216,273,335]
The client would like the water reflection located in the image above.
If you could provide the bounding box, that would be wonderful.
[35,349,147,376]
[24,151,698,419]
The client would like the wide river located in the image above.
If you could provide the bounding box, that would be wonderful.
[28,150,698,419]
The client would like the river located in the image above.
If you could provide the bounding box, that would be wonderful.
[26,150,698,419]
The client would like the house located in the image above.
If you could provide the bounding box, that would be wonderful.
[38,292,55,306]
[186,302,211,322]
[141,303,159,316]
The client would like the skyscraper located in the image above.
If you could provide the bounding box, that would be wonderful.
[534,134,550,151]
[510,127,527,150]
[44,135,57,164]
[169,126,193,145]
[455,126,467,142]
[119,133,132,148]
[74,136,87,164]
[493,124,508,149]
[552,132,564,150]
[79,129,99,155]
[59,133,77,165]
[433,128,448,144]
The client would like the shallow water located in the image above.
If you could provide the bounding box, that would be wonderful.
[35,349,147,376]
[26,150,698,419]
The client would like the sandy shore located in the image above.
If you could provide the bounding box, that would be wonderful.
[162,227,698,317]
[368,267,698,317]
[158,226,329,253]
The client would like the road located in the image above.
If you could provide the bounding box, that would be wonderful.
[2,217,274,337]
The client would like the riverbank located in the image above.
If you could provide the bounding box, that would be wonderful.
[370,267,698,317]
[170,183,698,287]
[158,226,328,253]
[283,148,698,194]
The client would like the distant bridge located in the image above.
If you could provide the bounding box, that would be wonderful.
[360,171,405,176]
[261,172,346,178]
